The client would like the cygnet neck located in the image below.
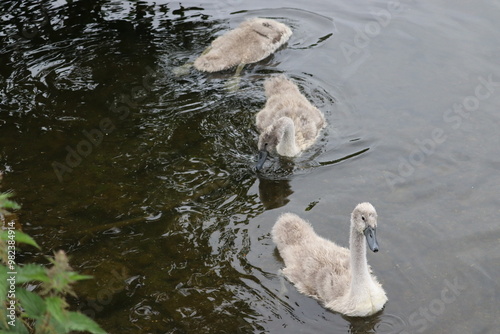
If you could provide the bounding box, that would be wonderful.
[275,117,299,157]
[349,221,371,294]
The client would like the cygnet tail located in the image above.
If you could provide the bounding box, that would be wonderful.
[272,213,315,251]
[264,75,297,97]
[194,51,235,72]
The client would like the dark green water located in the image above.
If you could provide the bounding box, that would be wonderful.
[1,0,499,333]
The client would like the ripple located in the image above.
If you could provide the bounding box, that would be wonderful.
[133,302,159,318]
[374,314,408,334]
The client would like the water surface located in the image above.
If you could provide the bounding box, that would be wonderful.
[1,0,499,333]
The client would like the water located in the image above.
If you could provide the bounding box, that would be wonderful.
[1,0,499,333]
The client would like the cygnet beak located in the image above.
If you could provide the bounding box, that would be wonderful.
[255,149,268,171]
[364,226,379,252]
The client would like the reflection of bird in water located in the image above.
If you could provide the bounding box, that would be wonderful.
[258,178,293,210]
[272,202,388,316]
[256,75,326,170]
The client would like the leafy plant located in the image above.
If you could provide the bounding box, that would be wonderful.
[0,192,20,216]
[0,192,106,334]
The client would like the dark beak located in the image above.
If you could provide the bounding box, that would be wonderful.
[364,226,379,252]
[255,149,268,171]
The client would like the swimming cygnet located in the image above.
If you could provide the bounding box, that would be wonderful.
[255,75,326,170]
[272,202,388,317]
[193,18,292,74]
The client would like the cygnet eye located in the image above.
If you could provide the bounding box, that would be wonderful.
[361,215,366,222]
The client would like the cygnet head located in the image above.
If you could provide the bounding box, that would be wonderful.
[243,18,292,44]
[256,117,295,171]
[351,202,379,252]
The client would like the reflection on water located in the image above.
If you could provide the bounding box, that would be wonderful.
[258,178,293,210]
[1,0,499,333]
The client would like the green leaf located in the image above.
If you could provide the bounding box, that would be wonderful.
[0,230,40,250]
[45,296,68,325]
[66,311,108,334]
[0,316,30,334]
[0,192,21,210]
[46,315,67,334]
[12,317,30,334]
[34,315,66,334]
[12,231,40,249]
[16,288,45,318]
[0,265,7,303]
[0,230,11,242]
[68,272,93,282]
[15,264,49,284]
